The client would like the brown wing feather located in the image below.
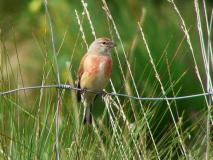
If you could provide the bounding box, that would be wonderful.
[76,54,88,102]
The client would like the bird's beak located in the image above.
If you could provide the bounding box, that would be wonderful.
[109,41,116,48]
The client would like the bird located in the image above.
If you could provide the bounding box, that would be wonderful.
[76,37,115,124]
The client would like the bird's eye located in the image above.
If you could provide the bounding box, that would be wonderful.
[102,42,107,45]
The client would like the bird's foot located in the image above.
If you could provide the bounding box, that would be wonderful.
[80,88,87,95]
[99,89,108,98]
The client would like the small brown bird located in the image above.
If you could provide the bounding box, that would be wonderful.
[76,37,115,124]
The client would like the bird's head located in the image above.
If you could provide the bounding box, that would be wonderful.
[88,37,115,55]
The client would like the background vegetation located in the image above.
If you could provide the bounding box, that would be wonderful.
[0,0,212,159]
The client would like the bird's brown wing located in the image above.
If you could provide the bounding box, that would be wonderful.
[76,54,88,102]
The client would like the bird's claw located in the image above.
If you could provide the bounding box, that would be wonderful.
[81,88,87,95]
[99,89,108,98]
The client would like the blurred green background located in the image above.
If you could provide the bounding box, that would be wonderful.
[0,0,212,154]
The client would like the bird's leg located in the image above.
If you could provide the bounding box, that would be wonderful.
[80,88,87,96]
[99,89,108,98]
[94,89,107,101]
[93,89,108,102]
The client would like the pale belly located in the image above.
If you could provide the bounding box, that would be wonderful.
[80,61,109,91]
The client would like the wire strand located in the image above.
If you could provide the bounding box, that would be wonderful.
[0,84,212,101]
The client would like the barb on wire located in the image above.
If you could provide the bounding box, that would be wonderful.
[0,84,212,101]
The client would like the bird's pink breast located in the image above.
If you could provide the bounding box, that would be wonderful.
[85,55,112,78]
[80,54,112,92]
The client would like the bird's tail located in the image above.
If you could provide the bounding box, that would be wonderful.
[83,103,92,124]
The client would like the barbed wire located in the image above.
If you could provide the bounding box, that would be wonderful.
[0,84,212,101]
